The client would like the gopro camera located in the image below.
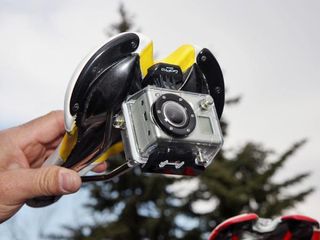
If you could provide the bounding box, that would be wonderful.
[120,86,223,176]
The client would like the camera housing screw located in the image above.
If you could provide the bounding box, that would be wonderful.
[200,96,214,110]
[131,41,137,49]
[201,55,207,62]
[113,114,126,129]
[195,149,207,166]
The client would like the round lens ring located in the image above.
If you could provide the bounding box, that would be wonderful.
[152,93,196,138]
[162,101,188,128]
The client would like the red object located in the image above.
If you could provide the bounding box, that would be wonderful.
[281,215,320,240]
[281,214,319,224]
[209,214,258,240]
[313,230,320,240]
[209,213,320,240]
[283,231,293,240]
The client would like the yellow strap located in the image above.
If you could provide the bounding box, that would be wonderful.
[59,126,123,163]
[59,127,78,161]
[139,43,196,77]
[139,42,154,77]
[93,141,124,164]
[160,44,195,72]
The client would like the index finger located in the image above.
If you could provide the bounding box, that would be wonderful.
[17,110,65,149]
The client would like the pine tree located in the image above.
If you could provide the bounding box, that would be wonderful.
[51,4,314,240]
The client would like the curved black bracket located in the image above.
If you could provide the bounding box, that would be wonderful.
[196,48,225,119]
[70,32,140,116]
[63,54,142,170]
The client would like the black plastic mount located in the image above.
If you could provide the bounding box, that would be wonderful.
[196,48,225,119]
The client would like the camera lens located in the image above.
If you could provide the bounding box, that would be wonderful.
[152,93,196,137]
[162,101,188,128]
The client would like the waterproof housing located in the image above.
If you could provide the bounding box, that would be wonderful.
[121,86,223,176]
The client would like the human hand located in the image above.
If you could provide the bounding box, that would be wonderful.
[0,111,106,223]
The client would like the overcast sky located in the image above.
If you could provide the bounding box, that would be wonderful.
[0,0,319,238]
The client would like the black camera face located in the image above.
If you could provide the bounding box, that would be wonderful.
[152,93,196,138]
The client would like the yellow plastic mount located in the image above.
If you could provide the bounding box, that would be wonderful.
[139,42,154,77]
[160,44,196,72]
[59,126,124,164]
[93,141,124,164]
[139,43,196,76]
[59,127,78,161]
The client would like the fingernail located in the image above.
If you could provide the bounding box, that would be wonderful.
[60,172,81,193]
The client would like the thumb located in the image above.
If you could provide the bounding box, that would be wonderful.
[0,166,81,204]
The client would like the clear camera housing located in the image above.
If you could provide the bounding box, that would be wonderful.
[121,86,223,176]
